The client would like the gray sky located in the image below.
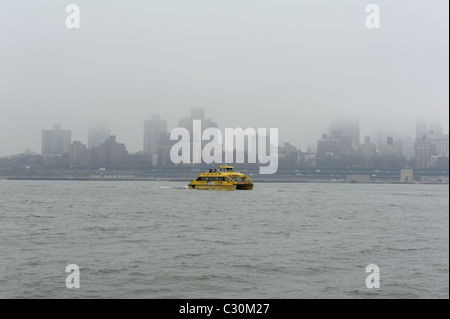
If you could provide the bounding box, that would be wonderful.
[0,0,448,156]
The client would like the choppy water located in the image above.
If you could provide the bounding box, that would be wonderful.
[0,180,448,298]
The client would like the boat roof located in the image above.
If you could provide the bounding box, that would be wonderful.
[220,165,235,169]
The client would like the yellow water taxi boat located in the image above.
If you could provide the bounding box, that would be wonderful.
[188,165,254,190]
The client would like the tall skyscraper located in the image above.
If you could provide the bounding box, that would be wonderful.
[92,136,128,167]
[316,133,352,167]
[41,124,71,155]
[414,134,449,168]
[380,137,402,157]
[387,136,394,145]
[359,136,376,160]
[415,137,436,168]
[70,141,87,167]
[143,115,167,154]
[329,119,360,147]
[88,125,110,149]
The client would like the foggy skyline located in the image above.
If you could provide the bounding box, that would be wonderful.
[1,0,448,156]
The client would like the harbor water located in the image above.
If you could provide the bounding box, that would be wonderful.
[0,180,448,298]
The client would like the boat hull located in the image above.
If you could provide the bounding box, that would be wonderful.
[188,184,236,190]
[236,183,254,190]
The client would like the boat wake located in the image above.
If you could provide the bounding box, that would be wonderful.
[158,186,189,190]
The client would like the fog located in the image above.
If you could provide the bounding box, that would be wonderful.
[0,0,448,156]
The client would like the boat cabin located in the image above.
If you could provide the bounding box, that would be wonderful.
[219,166,236,173]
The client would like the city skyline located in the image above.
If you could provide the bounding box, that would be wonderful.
[0,115,449,157]
[0,1,448,157]
[1,110,448,171]
[0,114,448,157]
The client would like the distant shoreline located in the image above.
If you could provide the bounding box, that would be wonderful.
[3,176,448,185]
